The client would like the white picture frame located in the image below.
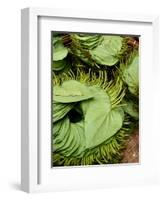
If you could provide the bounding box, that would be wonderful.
[21,7,159,193]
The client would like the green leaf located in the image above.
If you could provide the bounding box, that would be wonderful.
[122,99,139,119]
[52,36,60,45]
[79,86,124,149]
[53,41,68,61]
[53,80,95,103]
[90,36,123,66]
[52,59,71,71]
[53,102,75,123]
[53,80,124,157]
[71,34,102,49]
[122,54,139,96]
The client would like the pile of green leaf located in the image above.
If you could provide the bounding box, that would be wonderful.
[52,33,139,166]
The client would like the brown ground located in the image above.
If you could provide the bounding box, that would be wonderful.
[121,129,139,163]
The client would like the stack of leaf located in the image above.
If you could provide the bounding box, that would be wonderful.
[52,33,139,166]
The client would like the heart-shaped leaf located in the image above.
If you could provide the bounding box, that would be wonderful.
[53,41,68,61]
[90,36,123,66]
[122,54,139,96]
[53,80,124,157]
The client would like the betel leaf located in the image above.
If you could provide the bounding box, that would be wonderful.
[52,60,66,71]
[69,34,103,67]
[54,80,95,103]
[53,102,75,123]
[52,59,71,72]
[52,36,60,45]
[90,36,123,66]
[122,99,139,119]
[79,86,124,149]
[53,41,68,61]
[122,54,139,96]
[71,34,102,50]
[53,80,124,158]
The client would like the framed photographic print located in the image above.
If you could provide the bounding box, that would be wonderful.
[21,8,159,193]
